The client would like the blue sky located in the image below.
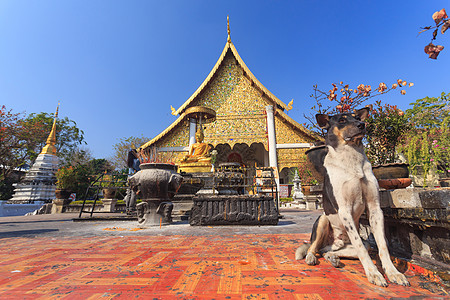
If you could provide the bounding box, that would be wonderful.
[1,1,449,159]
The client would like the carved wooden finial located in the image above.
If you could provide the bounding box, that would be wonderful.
[227,16,231,43]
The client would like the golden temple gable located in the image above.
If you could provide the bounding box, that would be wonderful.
[139,19,320,182]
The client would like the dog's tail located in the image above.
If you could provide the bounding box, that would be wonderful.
[295,243,311,260]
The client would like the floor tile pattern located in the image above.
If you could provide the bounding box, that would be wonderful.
[0,234,446,299]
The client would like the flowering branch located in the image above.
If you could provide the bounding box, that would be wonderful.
[420,8,449,59]
[304,80,413,137]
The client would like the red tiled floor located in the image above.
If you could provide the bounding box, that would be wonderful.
[0,234,447,299]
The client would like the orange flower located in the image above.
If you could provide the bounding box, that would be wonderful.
[409,82,414,87]
[328,93,336,101]
[424,43,444,59]
[377,82,387,93]
[392,83,398,89]
[401,90,406,95]
[432,8,448,24]
[442,20,450,34]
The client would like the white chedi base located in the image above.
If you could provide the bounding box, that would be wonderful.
[9,153,59,203]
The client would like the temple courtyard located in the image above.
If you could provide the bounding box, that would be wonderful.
[0,209,448,299]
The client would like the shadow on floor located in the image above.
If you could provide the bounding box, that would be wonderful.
[0,229,59,238]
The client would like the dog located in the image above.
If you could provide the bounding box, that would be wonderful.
[295,107,409,287]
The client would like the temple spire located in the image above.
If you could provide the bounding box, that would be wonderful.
[227,16,231,43]
[40,103,59,155]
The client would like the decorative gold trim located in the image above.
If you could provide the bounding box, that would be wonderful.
[184,106,216,124]
[286,99,293,111]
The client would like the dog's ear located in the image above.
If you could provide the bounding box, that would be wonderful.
[355,107,370,121]
[316,114,330,129]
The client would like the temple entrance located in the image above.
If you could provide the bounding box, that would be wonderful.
[213,142,268,167]
[227,152,243,164]
[279,167,297,185]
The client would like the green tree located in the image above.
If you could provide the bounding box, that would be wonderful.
[0,106,48,198]
[0,106,86,199]
[22,112,86,164]
[399,92,450,184]
[110,136,149,169]
[404,92,450,129]
[59,147,114,198]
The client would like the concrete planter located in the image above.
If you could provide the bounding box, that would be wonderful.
[102,188,116,199]
[102,199,117,212]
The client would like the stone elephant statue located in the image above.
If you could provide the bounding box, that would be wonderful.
[128,166,183,200]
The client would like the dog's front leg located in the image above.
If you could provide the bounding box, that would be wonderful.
[363,177,410,286]
[335,179,388,287]
[338,206,388,286]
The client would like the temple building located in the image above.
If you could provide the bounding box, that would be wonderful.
[139,19,320,184]
[9,105,59,203]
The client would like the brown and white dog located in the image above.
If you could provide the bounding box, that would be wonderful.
[295,107,409,287]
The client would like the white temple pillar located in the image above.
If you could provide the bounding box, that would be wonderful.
[189,118,197,146]
[265,105,278,169]
[265,105,280,199]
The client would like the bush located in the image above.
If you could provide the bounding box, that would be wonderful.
[280,197,293,203]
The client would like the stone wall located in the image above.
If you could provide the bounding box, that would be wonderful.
[361,188,449,265]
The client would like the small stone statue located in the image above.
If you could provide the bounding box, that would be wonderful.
[291,169,304,200]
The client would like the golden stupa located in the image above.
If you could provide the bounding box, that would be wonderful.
[40,104,59,156]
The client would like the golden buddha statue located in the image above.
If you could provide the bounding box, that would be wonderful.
[181,130,211,163]
[179,129,214,173]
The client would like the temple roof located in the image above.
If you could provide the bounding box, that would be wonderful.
[173,40,288,116]
[139,20,319,151]
[139,113,185,151]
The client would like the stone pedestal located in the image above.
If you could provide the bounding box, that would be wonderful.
[190,172,215,195]
[305,195,317,210]
[178,162,212,173]
[136,201,173,228]
[102,199,117,212]
[296,200,306,209]
[51,199,65,214]
[172,194,194,220]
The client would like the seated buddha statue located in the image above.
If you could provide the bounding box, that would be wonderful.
[181,130,211,163]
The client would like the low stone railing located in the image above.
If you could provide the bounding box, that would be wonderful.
[360,187,449,265]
